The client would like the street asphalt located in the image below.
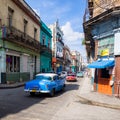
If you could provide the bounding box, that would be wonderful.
[0,77,120,110]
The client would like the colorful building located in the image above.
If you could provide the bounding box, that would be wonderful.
[40,21,52,73]
[83,0,120,96]
[49,20,64,73]
[71,51,81,73]
[63,45,71,72]
[0,0,41,83]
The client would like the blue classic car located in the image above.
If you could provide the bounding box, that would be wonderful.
[24,73,65,96]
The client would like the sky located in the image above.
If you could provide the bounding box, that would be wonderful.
[25,0,87,60]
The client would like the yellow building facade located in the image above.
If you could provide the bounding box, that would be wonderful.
[0,0,41,83]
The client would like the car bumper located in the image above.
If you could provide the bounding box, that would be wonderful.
[24,89,50,93]
[66,79,76,81]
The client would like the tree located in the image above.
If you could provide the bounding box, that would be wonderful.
[82,39,85,45]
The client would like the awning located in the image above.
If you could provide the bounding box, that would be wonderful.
[87,59,115,69]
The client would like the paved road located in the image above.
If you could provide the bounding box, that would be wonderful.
[0,79,79,120]
[0,78,120,120]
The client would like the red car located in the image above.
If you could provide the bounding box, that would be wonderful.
[66,73,77,82]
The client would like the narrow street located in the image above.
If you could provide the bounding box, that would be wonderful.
[0,78,80,120]
[1,0,120,120]
[0,78,120,120]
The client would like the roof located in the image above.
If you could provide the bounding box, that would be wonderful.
[36,73,57,77]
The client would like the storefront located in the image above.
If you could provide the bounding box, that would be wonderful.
[0,48,40,84]
[88,57,115,95]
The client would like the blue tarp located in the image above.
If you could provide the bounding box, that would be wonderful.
[87,59,115,69]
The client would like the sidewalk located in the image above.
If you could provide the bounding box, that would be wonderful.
[78,77,120,110]
[0,82,25,89]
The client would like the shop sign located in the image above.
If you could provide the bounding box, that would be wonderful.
[100,49,109,56]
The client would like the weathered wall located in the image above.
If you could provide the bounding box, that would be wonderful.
[0,0,40,41]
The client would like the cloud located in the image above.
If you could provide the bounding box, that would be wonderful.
[61,22,86,58]
[61,22,84,42]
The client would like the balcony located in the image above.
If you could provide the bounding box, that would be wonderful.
[40,45,52,55]
[2,26,41,53]
[84,6,120,27]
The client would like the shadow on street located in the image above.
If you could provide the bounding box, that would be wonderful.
[0,82,80,119]
[0,87,45,118]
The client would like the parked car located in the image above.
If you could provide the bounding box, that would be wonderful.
[59,71,67,78]
[66,73,77,82]
[57,72,62,76]
[24,73,65,97]
[76,71,84,78]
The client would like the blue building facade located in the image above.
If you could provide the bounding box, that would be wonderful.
[84,6,120,96]
[40,21,52,73]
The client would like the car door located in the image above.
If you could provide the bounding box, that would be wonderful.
[57,75,65,90]
[53,75,61,91]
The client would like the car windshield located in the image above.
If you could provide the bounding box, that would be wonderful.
[35,75,52,81]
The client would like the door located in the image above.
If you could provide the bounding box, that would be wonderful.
[53,76,61,91]
[28,56,35,80]
[98,69,112,95]
[98,78,112,95]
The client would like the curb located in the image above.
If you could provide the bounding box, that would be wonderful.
[0,83,25,89]
[77,95,120,110]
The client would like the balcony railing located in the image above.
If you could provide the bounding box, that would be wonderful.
[40,45,52,54]
[1,26,41,52]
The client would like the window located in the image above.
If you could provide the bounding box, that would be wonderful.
[6,55,20,72]
[42,68,45,73]
[48,40,51,48]
[53,76,56,81]
[98,37,114,55]
[24,19,28,36]
[42,35,45,45]
[101,68,110,78]
[53,76,58,81]
[34,27,37,40]
[8,7,14,28]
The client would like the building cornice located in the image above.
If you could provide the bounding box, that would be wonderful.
[12,0,41,26]
[84,6,120,28]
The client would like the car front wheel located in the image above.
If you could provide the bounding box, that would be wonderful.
[62,84,66,91]
[30,92,35,96]
[49,89,55,97]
